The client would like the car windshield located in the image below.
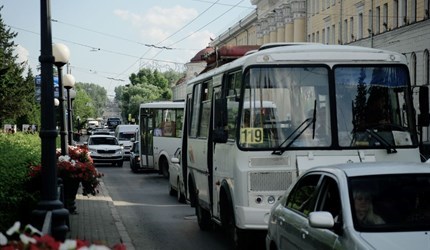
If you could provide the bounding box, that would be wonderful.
[118,132,136,140]
[348,174,430,232]
[90,137,118,145]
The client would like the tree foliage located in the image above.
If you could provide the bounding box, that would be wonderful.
[115,68,183,122]
[72,86,96,127]
[75,82,107,118]
[0,6,39,129]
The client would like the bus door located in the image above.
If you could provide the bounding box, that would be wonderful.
[212,72,237,219]
[140,112,155,169]
[212,86,226,217]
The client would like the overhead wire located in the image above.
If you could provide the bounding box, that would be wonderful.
[150,0,245,64]
[117,0,223,80]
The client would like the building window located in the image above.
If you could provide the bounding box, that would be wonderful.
[369,9,373,35]
[376,7,380,34]
[358,13,363,39]
[332,24,336,44]
[383,4,388,31]
[393,0,399,28]
[411,53,417,86]
[344,19,348,43]
[424,49,429,85]
[316,31,320,42]
[426,0,430,18]
[350,17,354,40]
[401,0,407,26]
[411,0,416,23]
[322,28,326,44]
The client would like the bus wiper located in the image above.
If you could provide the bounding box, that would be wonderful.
[272,101,317,155]
[365,129,397,154]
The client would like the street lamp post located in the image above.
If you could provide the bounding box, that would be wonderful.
[32,0,69,241]
[52,43,70,155]
[64,74,75,145]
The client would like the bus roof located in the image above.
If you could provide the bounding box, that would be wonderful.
[139,101,184,109]
[186,44,407,88]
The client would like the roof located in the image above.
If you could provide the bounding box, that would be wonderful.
[187,44,407,87]
[309,162,430,177]
[88,134,116,138]
[139,101,184,109]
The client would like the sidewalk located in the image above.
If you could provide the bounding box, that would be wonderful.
[67,180,135,250]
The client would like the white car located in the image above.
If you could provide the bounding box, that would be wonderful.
[86,135,124,167]
[168,148,186,203]
[266,162,430,250]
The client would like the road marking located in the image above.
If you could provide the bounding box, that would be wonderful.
[113,200,189,207]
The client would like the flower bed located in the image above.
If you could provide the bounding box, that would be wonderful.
[0,221,126,250]
[29,145,103,197]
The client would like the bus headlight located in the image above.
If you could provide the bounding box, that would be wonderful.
[267,196,276,204]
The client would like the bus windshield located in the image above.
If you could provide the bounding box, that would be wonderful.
[238,65,416,150]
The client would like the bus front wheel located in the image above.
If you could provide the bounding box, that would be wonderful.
[159,157,169,178]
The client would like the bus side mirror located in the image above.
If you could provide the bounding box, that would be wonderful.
[213,128,228,143]
[213,97,228,143]
[418,86,430,127]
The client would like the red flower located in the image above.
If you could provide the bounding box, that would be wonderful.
[28,145,103,196]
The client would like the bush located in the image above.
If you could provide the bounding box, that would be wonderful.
[0,132,41,232]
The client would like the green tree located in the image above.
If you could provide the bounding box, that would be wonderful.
[0,6,37,128]
[73,85,97,127]
[15,69,41,127]
[116,68,181,122]
[75,82,107,118]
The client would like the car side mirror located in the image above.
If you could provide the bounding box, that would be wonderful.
[308,211,334,229]
[171,157,180,164]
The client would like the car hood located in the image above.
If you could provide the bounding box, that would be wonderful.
[89,145,121,150]
[119,140,133,147]
[360,231,430,250]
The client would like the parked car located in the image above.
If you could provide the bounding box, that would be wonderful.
[85,135,124,167]
[168,148,185,203]
[129,141,140,173]
[266,162,430,250]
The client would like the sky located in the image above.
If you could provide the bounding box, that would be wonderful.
[1,0,255,97]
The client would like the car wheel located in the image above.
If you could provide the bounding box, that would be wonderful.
[177,178,186,203]
[159,158,169,178]
[117,161,123,167]
[169,180,175,196]
[196,195,212,230]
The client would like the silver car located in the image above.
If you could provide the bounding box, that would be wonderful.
[86,135,124,167]
[266,162,430,250]
[168,148,186,203]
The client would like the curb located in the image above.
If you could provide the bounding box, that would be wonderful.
[99,181,135,250]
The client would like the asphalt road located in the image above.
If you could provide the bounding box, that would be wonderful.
[98,161,236,250]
